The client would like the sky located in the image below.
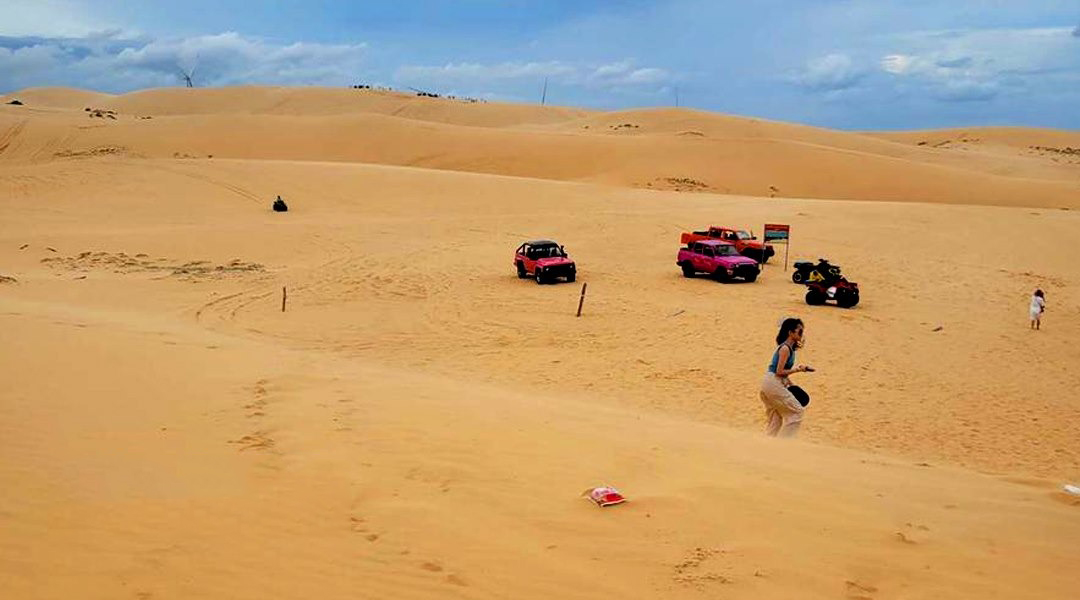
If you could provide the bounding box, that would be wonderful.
[2,0,1079,130]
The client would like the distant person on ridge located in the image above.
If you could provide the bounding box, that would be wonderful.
[272,195,288,212]
[759,317,814,438]
[1030,289,1046,330]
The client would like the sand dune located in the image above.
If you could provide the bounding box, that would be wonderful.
[7,85,589,127]
[2,86,1079,598]
[3,86,1079,207]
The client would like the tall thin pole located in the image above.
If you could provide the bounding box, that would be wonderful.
[541,77,548,106]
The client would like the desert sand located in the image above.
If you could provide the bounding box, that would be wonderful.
[1,86,1079,599]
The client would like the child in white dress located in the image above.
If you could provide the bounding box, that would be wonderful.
[1030,289,1045,330]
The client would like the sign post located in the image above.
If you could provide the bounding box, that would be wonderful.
[763,223,791,271]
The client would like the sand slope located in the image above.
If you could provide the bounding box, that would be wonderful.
[3,86,1079,208]
[2,86,1079,598]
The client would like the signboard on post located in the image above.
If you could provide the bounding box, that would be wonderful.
[763,223,791,270]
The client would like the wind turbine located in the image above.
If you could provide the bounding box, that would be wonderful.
[178,55,199,88]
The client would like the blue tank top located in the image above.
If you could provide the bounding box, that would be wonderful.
[768,343,795,374]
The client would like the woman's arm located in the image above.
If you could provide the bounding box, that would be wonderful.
[773,345,807,377]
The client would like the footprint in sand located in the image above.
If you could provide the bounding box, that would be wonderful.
[244,380,270,418]
[228,430,275,451]
[894,522,930,545]
[418,562,466,585]
[348,516,381,541]
[845,579,878,599]
[349,516,367,532]
[672,547,734,587]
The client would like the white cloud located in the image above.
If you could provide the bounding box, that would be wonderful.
[395,59,672,91]
[586,61,670,86]
[110,33,367,85]
[881,27,1079,77]
[792,53,866,91]
[395,61,576,83]
[0,0,114,37]
[0,31,368,92]
[874,26,1080,102]
[933,79,998,102]
[880,54,913,74]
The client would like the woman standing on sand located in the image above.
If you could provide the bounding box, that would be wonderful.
[1030,289,1046,330]
[760,317,814,438]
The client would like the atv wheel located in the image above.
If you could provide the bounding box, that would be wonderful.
[681,263,695,278]
[837,294,859,308]
[516,262,527,279]
[792,270,805,284]
[805,289,826,305]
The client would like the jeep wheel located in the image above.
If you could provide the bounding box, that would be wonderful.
[744,271,758,283]
[516,262,527,279]
[567,273,576,283]
[792,271,805,284]
[535,270,545,285]
[805,289,826,305]
[714,268,730,282]
[681,263,695,278]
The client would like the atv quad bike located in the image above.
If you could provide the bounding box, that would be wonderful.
[805,278,860,308]
[792,258,842,284]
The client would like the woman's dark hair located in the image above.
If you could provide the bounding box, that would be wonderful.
[776,318,804,345]
[1034,289,1044,298]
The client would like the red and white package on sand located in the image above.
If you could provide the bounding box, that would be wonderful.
[583,486,627,507]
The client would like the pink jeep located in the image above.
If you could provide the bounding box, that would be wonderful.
[677,240,760,282]
[514,240,577,284]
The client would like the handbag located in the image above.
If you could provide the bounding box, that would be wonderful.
[788,385,810,407]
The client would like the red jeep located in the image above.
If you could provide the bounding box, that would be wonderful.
[680,227,775,263]
[677,240,760,282]
[514,240,577,284]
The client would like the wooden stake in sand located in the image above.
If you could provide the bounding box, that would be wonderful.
[281,286,287,312]
[576,282,588,317]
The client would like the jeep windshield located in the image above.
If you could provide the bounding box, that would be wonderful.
[736,230,753,240]
[714,245,739,256]
[530,246,565,259]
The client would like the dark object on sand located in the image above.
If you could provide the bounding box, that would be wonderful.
[7,99,23,105]
[788,385,810,407]
[272,195,288,212]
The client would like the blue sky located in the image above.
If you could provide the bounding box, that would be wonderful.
[2,1,1079,130]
